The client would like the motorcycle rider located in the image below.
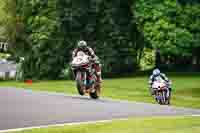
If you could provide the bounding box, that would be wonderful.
[149,68,172,95]
[72,40,102,83]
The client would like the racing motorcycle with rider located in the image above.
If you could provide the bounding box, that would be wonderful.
[71,40,102,99]
[149,69,172,105]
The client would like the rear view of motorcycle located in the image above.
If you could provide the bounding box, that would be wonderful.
[152,77,171,105]
[71,51,101,99]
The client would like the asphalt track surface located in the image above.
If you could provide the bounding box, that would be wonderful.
[0,87,200,131]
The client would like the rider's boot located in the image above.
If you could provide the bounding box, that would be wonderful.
[97,72,102,83]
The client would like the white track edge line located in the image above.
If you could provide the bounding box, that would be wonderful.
[0,118,128,133]
[191,114,200,117]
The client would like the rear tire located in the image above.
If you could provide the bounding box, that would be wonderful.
[89,83,101,99]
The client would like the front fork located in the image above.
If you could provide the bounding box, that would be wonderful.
[83,72,87,85]
[166,89,170,98]
[77,71,95,93]
[76,72,87,85]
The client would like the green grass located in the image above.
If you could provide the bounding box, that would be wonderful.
[8,116,200,133]
[0,74,200,108]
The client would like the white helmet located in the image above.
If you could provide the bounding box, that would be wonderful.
[153,69,160,76]
[77,40,87,49]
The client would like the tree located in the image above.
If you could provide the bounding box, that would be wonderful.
[134,0,200,70]
[14,0,140,79]
[0,0,17,52]
[57,0,139,74]
[15,0,63,79]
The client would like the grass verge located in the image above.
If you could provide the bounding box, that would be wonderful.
[6,116,200,133]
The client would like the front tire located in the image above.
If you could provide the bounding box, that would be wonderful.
[76,82,84,95]
[76,72,84,95]
[157,92,163,105]
[161,91,166,105]
[166,90,171,105]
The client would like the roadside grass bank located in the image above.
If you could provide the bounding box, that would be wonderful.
[6,116,200,133]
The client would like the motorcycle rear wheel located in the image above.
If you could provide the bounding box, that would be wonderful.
[89,83,101,99]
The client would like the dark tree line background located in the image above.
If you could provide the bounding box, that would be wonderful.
[1,0,200,79]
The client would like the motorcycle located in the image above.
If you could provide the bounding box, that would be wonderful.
[71,51,101,99]
[152,77,171,105]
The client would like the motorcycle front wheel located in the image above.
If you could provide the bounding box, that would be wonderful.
[76,71,84,95]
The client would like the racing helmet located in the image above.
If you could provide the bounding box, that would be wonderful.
[77,40,87,49]
[153,68,161,76]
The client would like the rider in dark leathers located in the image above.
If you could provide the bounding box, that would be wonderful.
[72,40,102,83]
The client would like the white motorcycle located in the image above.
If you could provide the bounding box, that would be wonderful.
[152,77,171,105]
[71,51,101,99]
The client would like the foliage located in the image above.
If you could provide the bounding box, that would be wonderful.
[15,0,65,79]
[0,0,8,41]
[0,0,17,49]
[57,0,138,74]
[0,53,10,59]
[14,0,141,79]
[139,48,155,70]
[134,0,200,67]
[4,0,200,79]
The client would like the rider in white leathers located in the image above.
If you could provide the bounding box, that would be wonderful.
[149,69,172,95]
